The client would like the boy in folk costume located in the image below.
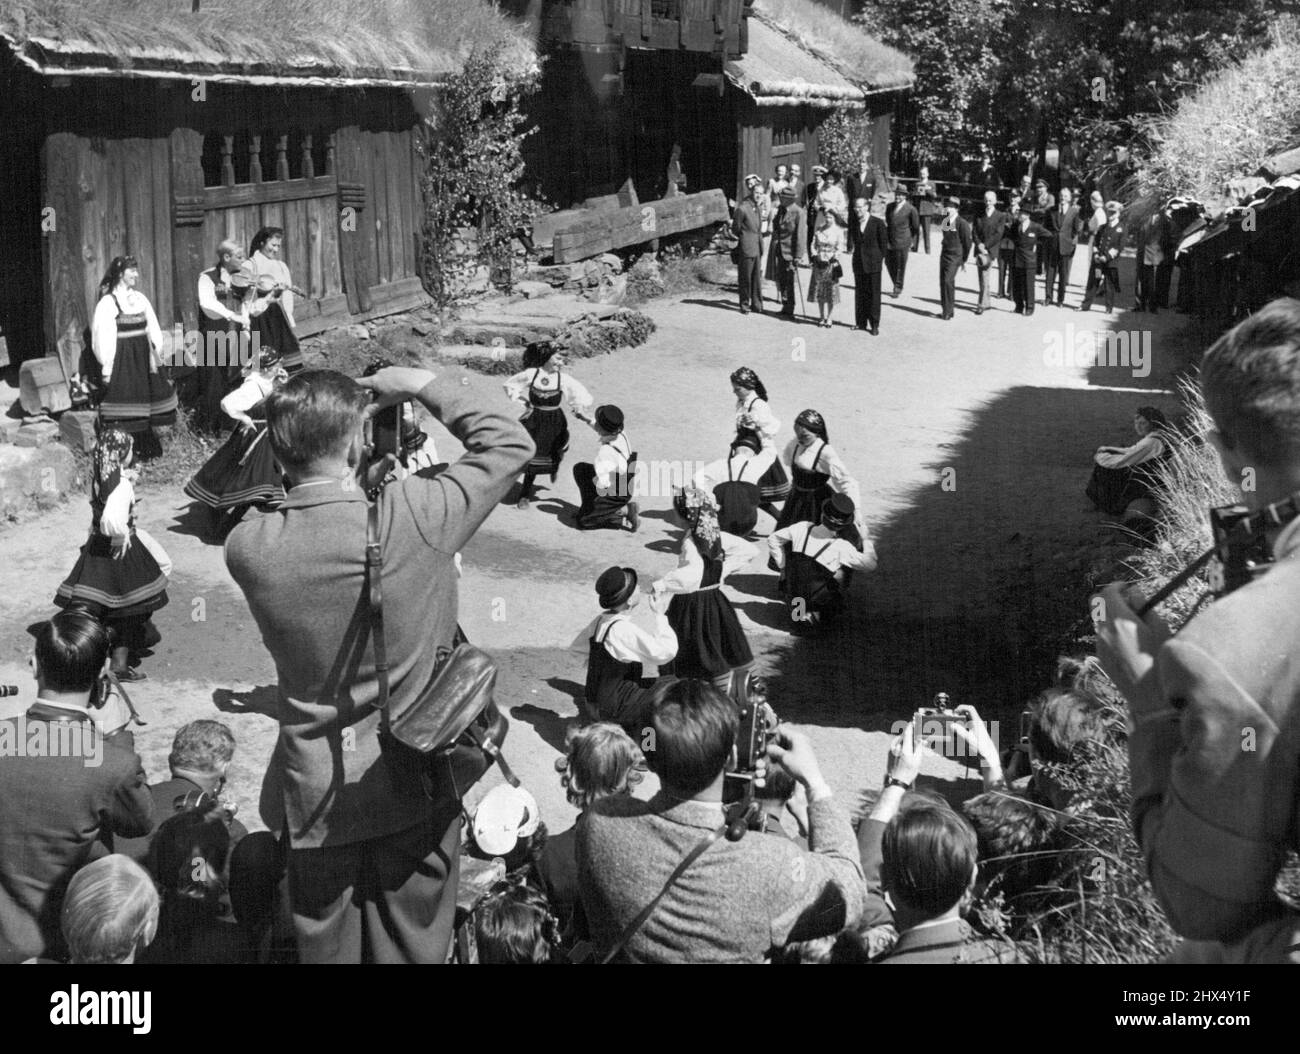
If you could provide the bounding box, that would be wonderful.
[768,495,877,627]
[55,430,171,681]
[572,404,640,532]
[692,429,774,538]
[570,567,679,734]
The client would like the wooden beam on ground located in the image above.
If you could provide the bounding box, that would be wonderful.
[551,189,730,263]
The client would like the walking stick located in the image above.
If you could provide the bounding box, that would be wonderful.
[795,261,807,318]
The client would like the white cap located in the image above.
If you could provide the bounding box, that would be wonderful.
[472,785,540,857]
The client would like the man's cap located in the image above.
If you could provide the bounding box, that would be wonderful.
[596,566,637,610]
[472,785,540,857]
[744,173,761,186]
[821,493,855,528]
[778,185,797,200]
[1035,179,1048,189]
[946,196,961,207]
[893,183,908,195]
[595,404,624,433]
[811,165,827,176]
[1105,200,1123,214]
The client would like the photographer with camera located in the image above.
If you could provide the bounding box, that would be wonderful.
[576,678,866,963]
[1096,299,1300,961]
[225,364,533,964]
[0,611,154,964]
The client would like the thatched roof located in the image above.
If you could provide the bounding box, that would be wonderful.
[726,16,865,108]
[0,0,535,87]
[743,0,914,96]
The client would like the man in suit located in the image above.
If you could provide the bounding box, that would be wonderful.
[845,153,874,251]
[936,197,972,320]
[1079,200,1124,313]
[0,611,154,963]
[769,184,808,317]
[1135,205,1174,313]
[997,194,1021,299]
[1010,209,1050,315]
[731,175,765,314]
[970,190,1008,315]
[1044,187,1083,306]
[854,724,1016,964]
[115,720,249,863]
[1027,179,1055,276]
[225,365,533,963]
[884,183,920,298]
[913,166,938,253]
[1096,299,1300,961]
[852,197,888,335]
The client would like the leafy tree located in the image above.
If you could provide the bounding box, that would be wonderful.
[420,43,541,309]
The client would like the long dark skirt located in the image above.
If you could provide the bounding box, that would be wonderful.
[55,532,169,621]
[99,332,178,433]
[253,301,303,374]
[666,589,753,679]
[185,424,285,511]
[523,408,570,480]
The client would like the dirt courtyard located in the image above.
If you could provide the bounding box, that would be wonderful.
[0,247,1194,836]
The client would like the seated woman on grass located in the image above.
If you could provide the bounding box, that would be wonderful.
[1085,405,1172,532]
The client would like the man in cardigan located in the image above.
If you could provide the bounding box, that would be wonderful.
[225,365,533,964]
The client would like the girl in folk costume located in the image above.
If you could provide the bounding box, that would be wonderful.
[653,486,756,694]
[807,232,842,328]
[504,341,595,509]
[775,409,866,548]
[91,255,178,448]
[55,430,171,681]
[249,227,305,375]
[730,366,790,519]
[183,345,290,536]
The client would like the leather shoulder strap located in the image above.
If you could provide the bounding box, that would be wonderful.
[366,500,390,728]
[600,822,727,964]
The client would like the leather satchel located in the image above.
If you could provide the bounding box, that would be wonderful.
[365,501,517,801]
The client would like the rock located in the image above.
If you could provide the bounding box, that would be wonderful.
[515,281,554,300]
[590,274,628,305]
[629,258,661,280]
[0,416,21,444]
[411,322,435,337]
[0,442,78,522]
[18,357,71,415]
[14,419,59,447]
[598,253,623,272]
[528,264,582,287]
[58,410,99,454]
[344,324,371,341]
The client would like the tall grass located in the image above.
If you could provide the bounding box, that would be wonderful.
[1133,20,1300,213]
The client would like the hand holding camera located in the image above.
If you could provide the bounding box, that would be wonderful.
[949,703,1005,788]
[766,726,832,803]
[357,366,437,414]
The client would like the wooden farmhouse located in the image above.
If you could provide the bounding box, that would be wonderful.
[521,0,914,209]
[0,0,533,374]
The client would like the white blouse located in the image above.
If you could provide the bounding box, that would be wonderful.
[252,251,296,328]
[736,394,780,450]
[782,438,864,517]
[654,531,756,595]
[91,290,163,382]
[220,372,276,421]
[98,476,135,543]
[504,368,594,417]
[692,449,775,492]
[1095,433,1164,470]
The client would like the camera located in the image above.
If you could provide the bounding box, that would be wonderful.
[723,673,778,841]
[913,692,969,757]
[1209,503,1273,598]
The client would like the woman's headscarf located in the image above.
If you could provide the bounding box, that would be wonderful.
[1136,405,1169,432]
[97,255,138,300]
[93,429,133,490]
[673,485,722,556]
[523,341,560,371]
[730,367,767,403]
[794,409,828,443]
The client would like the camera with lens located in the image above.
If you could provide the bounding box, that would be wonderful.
[723,673,779,840]
[913,691,969,757]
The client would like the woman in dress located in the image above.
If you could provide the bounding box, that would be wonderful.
[55,430,170,681]
[775,409,866,548]
[1085,405,1173,532]
[813,169,849,254]
[807,232,842,328]
[184,345,289,537]
[249,227,304,375]
[653,486,755,695]
[730,366,789,521]
[504,341,595,509]
[91,256,177,451]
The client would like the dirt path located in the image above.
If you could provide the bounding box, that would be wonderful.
[0,249,1191,836]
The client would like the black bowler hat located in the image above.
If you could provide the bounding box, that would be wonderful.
[821,493,855,529]
[596,566,637,610]
[595,404,625,433]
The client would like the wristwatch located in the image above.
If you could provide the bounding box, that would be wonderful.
[884,776,913,792]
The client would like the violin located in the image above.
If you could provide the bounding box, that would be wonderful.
[253,273,308,298]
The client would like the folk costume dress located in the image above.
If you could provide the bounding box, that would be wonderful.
[775,437,865,548]
[655,529,755,682]
[250,251,304,374]
[1086,432,1170,516]
[184,370,287,513]
[55,466,169,626]
[736,392,790,503]
[505,367,593,482]
[91,290,177,434]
